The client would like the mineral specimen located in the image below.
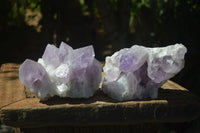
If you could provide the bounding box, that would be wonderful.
[103,44,187,101]
[19,42,102,100]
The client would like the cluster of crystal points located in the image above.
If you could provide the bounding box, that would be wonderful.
[19,42,102,100]
[103,44,187,101]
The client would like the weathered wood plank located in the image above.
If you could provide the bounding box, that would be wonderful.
[0,63,26,109]
[1,93,199,128]
[19,124,161,133]
[0,63,20,72]
[0,63,200,128]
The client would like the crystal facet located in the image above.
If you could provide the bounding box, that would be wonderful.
[103,44,187,101]
[19,42,102,100]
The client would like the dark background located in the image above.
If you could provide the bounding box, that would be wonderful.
[0,0,200,132]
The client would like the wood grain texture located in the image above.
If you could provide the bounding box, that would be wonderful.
[0,63,26,109]
[0,63,20,72]
[19,124,161,133]
[0,63,200,128]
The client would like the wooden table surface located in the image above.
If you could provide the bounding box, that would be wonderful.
[0,63,200,128]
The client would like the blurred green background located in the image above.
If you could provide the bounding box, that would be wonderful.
[0,0,200,132]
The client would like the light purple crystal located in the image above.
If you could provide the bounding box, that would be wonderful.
[19,42,102,100]
[119,45,148,72]
[42,44,60,67]
[103,44,187,101]
[71,45,95,69]
[58,42,73,63]
[19,59,57,99]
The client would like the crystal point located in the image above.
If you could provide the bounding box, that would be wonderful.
[19,59,56,100]
[42,44,60,67]
[58,42,73,63]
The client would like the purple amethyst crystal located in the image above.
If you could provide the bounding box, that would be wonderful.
[103,44,187,101]
[19,42,102,100]
[19,59,57,99]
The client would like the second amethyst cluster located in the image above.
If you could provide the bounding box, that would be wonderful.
[103,44,187,101]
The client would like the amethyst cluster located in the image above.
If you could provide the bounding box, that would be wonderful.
[102,44,187,101]
[19,42,187,101]
[19,42,102,100]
